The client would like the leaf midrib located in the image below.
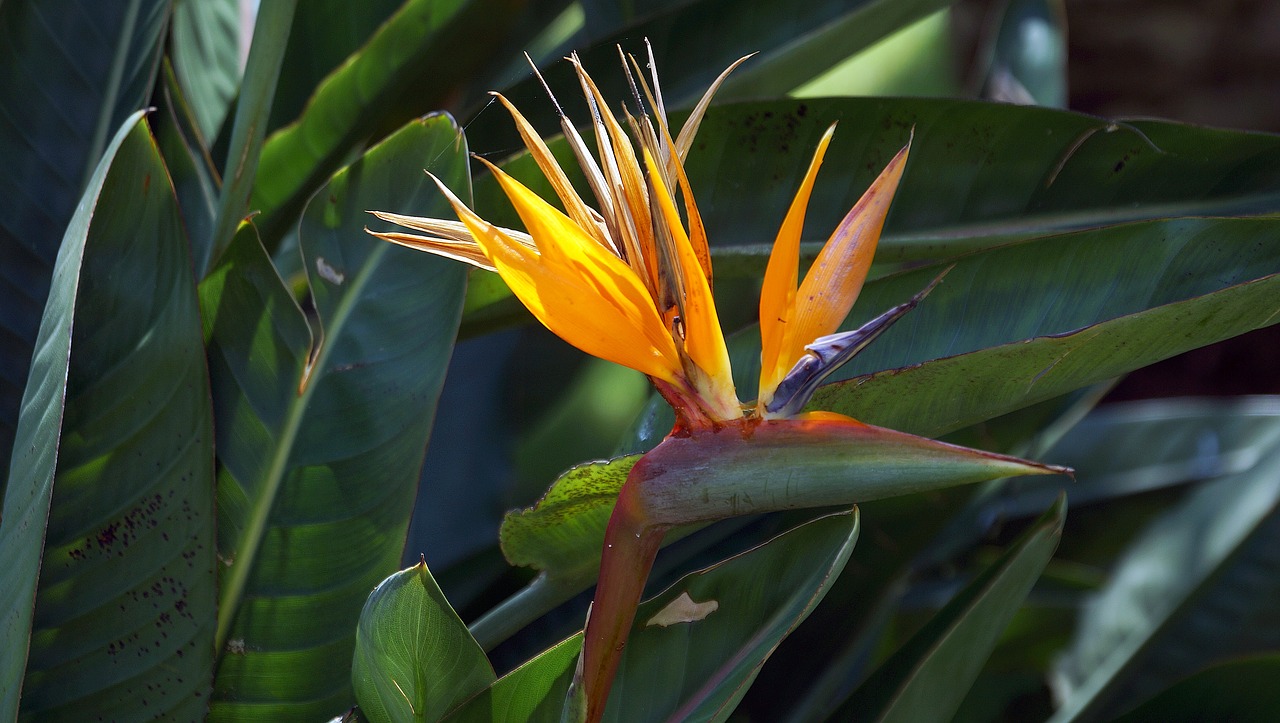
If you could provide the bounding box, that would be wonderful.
[214,241,389,650]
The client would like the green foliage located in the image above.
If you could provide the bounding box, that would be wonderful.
[1,1,1279,721]
[353,560,495,722]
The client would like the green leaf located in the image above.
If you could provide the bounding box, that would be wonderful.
[0,0,168,492]
[268,0,406,132]
[606,510,860,721]
[0,110,143,718]
[206,0,297,272]
[790,10,960,98]
[1,111,217,720]
[251,0,525,248]
[171,0,242,141]
[1112,655,1280,723]
[1050,434,1280,721]
[500,456,639,586]
[835,496,1066,722]
[760,487,983,722]
[353,560,495,723]
[815,262,1280,439]
[466,97,1280,337]
[206,115,468,720]
[954,396,1280,526]
[451,510,860,721]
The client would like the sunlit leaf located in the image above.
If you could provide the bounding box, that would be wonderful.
[353,560,495,723]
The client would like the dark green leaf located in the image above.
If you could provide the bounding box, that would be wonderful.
[1,110,145,718]
[835,496,1066,722]
[1113,655,1280,723]
[953,396,1280,528]
[206,115,468,720]
[476,98,1280,265]
[465,0,954,152]
[353,560,495,723]
[2,111,217,720]
[815,262,1280,439]
[171,0,242,140]
[155,59,222,278]
[0,0,168,491]
[1051,436,1280,721]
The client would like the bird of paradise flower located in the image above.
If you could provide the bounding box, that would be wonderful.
[371,46,1069,722]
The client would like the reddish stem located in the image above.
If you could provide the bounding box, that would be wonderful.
[579,467,667,722]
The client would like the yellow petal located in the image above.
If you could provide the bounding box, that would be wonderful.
[643,149,737,412]
[758,124,837,403]
[785,140,910,379]
[570,55,659,295]
[491,92,615,254]
[659,123,713,284]
[456,164,684,382]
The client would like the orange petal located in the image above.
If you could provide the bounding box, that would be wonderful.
[758,124,837,404]
[643,150,738,415]
[787,140,910,368]
[449,165,683,383]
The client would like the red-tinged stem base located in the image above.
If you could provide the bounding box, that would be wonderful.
[578,468,667,723]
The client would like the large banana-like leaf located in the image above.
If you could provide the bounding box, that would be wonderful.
[623,216,1280,451]
[205,115,468,720]
[0,0,168,492]
[1,111,216,720]
[464,0,955,152]
[268,0,417,133]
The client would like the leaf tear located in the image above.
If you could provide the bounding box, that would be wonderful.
[646,592,719,627]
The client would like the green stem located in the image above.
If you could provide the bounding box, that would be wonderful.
[468,573,575,652]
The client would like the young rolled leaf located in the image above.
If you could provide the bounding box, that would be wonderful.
[353,559,495,723]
